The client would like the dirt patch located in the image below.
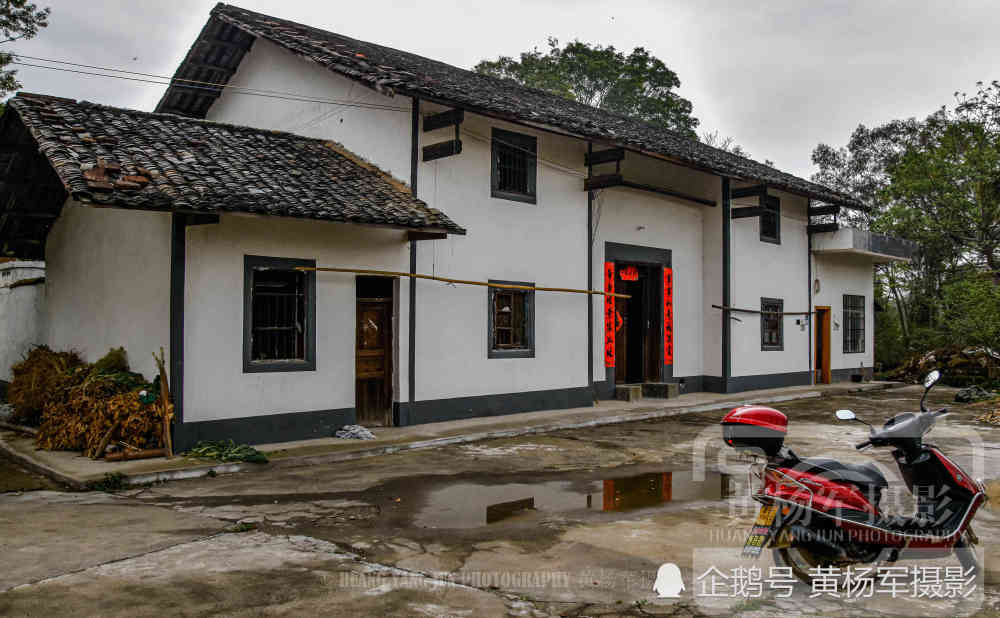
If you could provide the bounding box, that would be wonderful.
[0,456,60,492]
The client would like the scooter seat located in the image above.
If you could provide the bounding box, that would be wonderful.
[796,458,889,489]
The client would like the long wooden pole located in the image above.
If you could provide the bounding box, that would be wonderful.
[297,266,631,298]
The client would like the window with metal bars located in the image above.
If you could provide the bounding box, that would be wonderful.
[488,280,535,358]
[491,128,537,203]
[243,255,316,372]
[760,195,781,244]
[760,297,784,351]
[843,294,865,353]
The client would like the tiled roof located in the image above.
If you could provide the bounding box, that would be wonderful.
[5,93,465,233]
[158,2,866,210]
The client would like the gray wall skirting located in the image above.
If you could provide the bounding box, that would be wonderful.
[396,386,593,426]
[173,407,355,451]
[597,371,826,397]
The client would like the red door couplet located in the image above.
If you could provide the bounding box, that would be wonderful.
[663,267,673,366]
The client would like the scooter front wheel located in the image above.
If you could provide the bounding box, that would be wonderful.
[953,531,979,578]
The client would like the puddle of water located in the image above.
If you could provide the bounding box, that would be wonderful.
[414,471,734,529]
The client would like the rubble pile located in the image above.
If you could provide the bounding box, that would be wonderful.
[886,346,999,387]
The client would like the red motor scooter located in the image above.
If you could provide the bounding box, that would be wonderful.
[722,370,986,584]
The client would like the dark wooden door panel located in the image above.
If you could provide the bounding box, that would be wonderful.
[356,299,391,425]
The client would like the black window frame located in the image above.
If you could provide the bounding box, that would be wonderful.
[759,195,781,244]
[487,280,535,359]
[760,297,784,351]
[843,294,865,354]
[243,255,317,373]
[490,128,537,204]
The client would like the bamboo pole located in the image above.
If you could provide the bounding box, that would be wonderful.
[297,266,631,298]
[153,348,173,459]
[712,304,814,316]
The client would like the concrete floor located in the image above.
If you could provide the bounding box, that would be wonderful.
[2,385,999,617]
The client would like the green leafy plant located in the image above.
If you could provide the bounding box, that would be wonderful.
[186,440,268,464]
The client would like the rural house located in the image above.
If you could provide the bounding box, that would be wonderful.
[0,3,915,448]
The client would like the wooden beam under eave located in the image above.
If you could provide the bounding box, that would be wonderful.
[584,147,625,166]
[583,174,622,191]
[731,206,766,219]
[808,204,840,217]
[423,109,464,132]
[730,184,767,199]
[407,231,448,241]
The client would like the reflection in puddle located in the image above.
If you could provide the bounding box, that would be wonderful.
[415,471,734,529]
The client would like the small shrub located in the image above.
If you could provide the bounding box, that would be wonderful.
[91,347,130,374]
[87,472,128,492]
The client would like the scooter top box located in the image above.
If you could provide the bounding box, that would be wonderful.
[721,405,787,456]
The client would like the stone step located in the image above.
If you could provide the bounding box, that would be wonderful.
[614,384,643,402]
[641,382,680,399]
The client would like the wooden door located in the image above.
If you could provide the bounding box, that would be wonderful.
[814,307,831,384]
[356,300,391,425]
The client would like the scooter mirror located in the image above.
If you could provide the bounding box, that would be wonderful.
[923,370,941,389]
[835,409,856,421]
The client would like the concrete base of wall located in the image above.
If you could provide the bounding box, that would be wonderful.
[173,407,355,451]
[396,386,593,426]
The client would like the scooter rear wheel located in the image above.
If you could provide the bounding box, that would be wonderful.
[772,545,828,585]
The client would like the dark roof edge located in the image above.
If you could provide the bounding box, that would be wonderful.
[177,4,868,211]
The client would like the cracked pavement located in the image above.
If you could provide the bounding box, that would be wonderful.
[2,386,1000,617]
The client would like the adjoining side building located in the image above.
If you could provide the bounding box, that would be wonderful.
[0,3,915,448]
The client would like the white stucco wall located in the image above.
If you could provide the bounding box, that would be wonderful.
[206,38,412,184]
[201,39,879,400]
[729,191,812,378]
[0,261,46,381]
[44,201,171,380]
[589,152,719,382]
[812,253,875,372]
[412,111,589,399]
[183,214,409,422]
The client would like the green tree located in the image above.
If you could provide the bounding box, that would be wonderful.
[475,38,699,137]
[701,130,774,166]
[941,274,1000,354]
[0,1,50,96]
[885,82,1000,279]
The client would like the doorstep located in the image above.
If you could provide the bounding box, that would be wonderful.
[0,381,900,488]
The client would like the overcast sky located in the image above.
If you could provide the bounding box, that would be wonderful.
[7,0,1000,178]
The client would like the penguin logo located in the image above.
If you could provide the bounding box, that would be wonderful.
[652,563,685,598]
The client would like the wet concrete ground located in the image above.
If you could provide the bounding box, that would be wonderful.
[2,385,1000,616]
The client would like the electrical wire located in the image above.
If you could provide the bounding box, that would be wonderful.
[13,54,588,179]
[10,59,410,112]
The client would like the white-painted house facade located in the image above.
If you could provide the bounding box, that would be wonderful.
[0,4,915,448]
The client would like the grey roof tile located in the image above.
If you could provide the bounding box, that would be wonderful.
[6,93,465,234]
[159,2,865,209]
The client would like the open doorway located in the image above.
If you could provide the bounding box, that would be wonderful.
[814,306,831,384]
[356,276,394,426]
[613,263,661,385]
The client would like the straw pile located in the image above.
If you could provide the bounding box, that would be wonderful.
[8,346,172,457]
[7,346,84,426]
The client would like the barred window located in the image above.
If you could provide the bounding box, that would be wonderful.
[760,195,780,244]
[761,297,784,351]
[488,281,535,358]
[843,294,865,353]
[244,255,316,372]
[491,128,536,203]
